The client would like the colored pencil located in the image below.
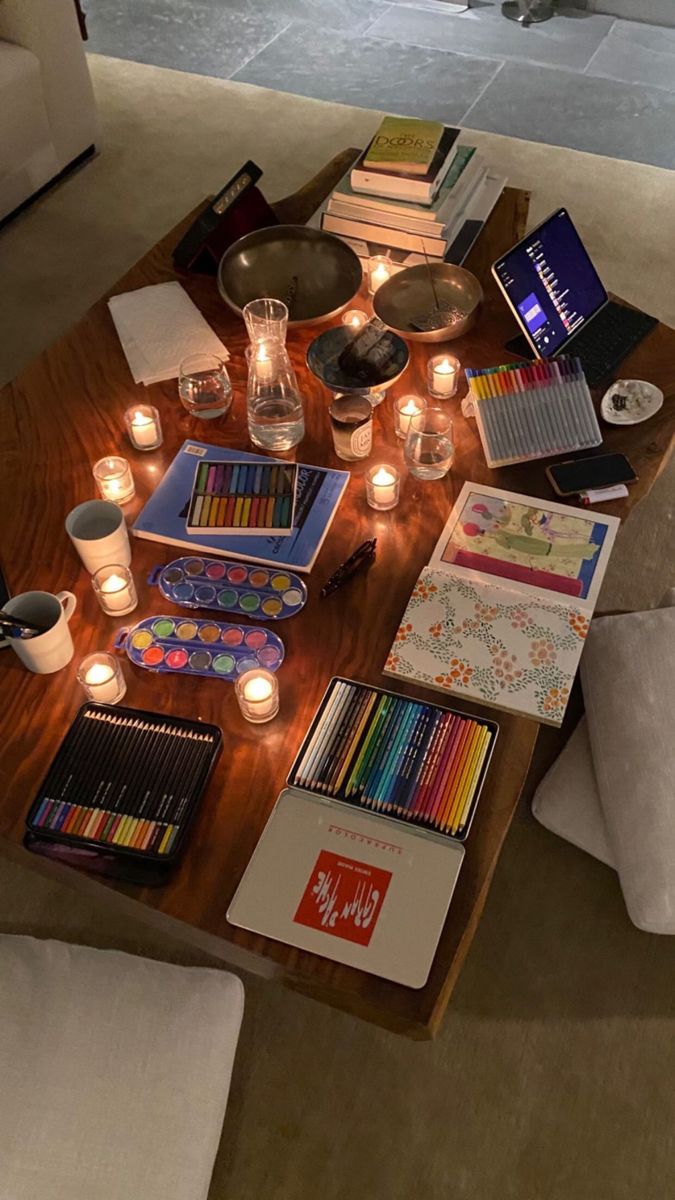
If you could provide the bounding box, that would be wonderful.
[291,682,496,841]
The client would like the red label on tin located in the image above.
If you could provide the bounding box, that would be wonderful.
[293,850,391,946]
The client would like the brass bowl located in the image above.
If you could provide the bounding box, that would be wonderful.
[373,263,483,343]
[217,225,363,327]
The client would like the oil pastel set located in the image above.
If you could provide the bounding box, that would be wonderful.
[132,441,349,573]
[384,483,620,726]
[26,704,221,869]
[464,357,602,467]
[150,556,307,620]
[118,615,284,679]
[187,458,298,535]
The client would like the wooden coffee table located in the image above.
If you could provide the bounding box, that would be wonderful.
[1,170,673,1038]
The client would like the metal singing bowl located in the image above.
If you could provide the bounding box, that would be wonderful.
[373,263,483,343]
[217,225,363,327]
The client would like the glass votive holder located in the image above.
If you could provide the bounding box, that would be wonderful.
[427,353,460,399]
[91,563,138,616]
[243,298,289,346]
[368,254,394,295]
[404,408,455,481]
[178,354,232,420]
[77,651,127,705]
[394,393,427,440]
[366,464,401,511]
[235,668,279,724]
[124,404,163,451]
[328,393,373,461]
[92,456,136,504]
[341,308,368,333]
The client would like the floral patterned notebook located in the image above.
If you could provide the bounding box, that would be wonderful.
[384,568,590,725]
[383,484,619,726]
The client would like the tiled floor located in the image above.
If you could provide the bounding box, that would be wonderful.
[84,0,675,168]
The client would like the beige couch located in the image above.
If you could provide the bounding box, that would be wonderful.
[0,0,98,222]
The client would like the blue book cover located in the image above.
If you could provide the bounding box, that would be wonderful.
[132,440,349,573]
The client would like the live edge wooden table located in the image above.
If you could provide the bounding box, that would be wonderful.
[2,170,674,1039]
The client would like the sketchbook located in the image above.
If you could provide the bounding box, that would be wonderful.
[383,484,620,726]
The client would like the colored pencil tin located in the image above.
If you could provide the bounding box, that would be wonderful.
[287,677,498,842]
[25,703,222,866]
[116,615,285,679]
[148,556,308,621]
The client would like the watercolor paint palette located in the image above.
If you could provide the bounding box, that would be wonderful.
[149,556,308,621]
[187,459,298,535]
[116,615,285,680]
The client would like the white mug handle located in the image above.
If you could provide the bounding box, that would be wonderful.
[57,591,77,622]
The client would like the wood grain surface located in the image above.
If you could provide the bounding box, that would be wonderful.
[1,178,673,1037]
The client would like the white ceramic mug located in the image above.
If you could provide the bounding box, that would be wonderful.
[4,591,77,674]
[65,500,131,574]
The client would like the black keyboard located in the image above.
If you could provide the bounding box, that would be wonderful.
[567,300,658,387]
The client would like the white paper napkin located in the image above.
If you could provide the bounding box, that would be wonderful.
[108,282,230,386]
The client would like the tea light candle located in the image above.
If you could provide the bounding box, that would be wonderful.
[368,255,393,295]
[124,404,162,451]
[92,456,136,504]
[92,563,138,616]
[255,341,275,383]
[235,668,279,724]
[428,354,460,399]
[77,652,127,705]
[366,463,400,512]
[394,393,427,440]
[341,308,368,333]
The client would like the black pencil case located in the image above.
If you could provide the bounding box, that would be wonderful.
[25,703,222,866]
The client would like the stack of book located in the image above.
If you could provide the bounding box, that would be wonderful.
[315,117,506,271]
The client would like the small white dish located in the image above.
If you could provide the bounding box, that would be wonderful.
[601,379,663,426]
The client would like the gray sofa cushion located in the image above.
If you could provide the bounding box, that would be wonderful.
[0,935,244,1200]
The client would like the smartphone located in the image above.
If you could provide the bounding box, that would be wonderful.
[546,453,637,497]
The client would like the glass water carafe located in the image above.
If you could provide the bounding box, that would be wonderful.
[246,341,305,452]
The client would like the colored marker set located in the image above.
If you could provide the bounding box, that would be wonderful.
[118,615,285,679]
[289,678,498,841]
[187,459,298,535]
[26,704,221,862]
[150,556,307,620]
[465,356,602,467]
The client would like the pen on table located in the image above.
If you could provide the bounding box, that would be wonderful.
[320,538,377,598]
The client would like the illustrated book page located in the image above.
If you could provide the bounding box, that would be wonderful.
[429,483,619,610]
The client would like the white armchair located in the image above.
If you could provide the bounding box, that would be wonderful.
[0,0,98,223]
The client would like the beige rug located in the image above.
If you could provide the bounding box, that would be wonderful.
[2,56,675,1200]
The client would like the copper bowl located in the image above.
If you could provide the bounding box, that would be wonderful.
[373,263,483,343]
[217,225,363,327]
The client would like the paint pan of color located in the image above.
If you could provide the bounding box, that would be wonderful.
[288,677,499,843]
[25,702,222,864]
[116,615,285,681]
[149,556,307,621]
[186,459,298,536]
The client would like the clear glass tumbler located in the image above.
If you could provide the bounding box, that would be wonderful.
[178,354,232,419]
[243,298,289,347]
[404,408,455,480]
[246,342,305,452]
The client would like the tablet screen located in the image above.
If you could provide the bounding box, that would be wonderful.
[493,207,607,356]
